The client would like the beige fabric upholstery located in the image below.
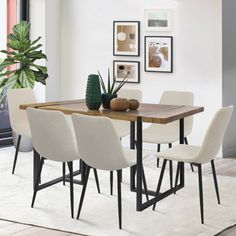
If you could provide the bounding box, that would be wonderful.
[7,88,36,137]
[27,108,79,162]
[112,89,143,138]
[156,106,233,164]
[72,113,149,171]
[143,90,194,144]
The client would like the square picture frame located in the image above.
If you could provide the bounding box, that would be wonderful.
[145,36,173,73]
[113,21,140,56]
[113,60,140,83]
[145,9,173,32]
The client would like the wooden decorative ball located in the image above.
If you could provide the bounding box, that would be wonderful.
[129,99,139,110]
[110,98,130,111]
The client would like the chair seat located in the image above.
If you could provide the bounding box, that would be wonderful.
[143,123,191,144]
[122,148,150,169]
[156,144,201,163]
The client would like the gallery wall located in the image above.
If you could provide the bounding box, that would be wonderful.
[59,0,222,148]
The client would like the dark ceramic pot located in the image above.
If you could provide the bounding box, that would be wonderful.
[101,93,117,109]
[85,74,102,110]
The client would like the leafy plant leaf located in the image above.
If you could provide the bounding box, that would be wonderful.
[97,70,107,93]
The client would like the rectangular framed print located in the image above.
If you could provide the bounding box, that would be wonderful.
[145,36,173,73]
[145,9,173,32]
[113,21,140,56]
[113,60,140,83]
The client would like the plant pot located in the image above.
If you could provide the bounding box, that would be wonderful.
[85,74,102,110]
[102,93,117,109]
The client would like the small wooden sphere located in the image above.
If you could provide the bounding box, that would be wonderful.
[110,98,130,111]
[129,99,139,110]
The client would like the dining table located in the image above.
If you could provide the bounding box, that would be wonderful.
[20,99,204,211]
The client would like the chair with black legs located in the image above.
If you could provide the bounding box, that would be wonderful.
[143,91,195,188]
[27,108,101,218]
[72,113,149,229]
[152,106,233,224]
[7,88,36,174]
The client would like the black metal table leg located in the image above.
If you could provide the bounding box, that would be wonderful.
[179,119,185,187]
[130,121,136,191]
[136,117,143,211]
[33,149,41,189]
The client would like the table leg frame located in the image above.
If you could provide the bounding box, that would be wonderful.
[134,118,185,212]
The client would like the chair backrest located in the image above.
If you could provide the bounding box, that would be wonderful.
[196,106,233,164]
[118,89,142,101]
[27,108,79,162]
[7,88,36,135]
[72,113,130,171]
[160,90,194,136]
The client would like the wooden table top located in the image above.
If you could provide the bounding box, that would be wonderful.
[20,99,204,124]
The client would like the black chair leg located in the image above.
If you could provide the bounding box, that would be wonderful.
[169,160,173,189]
[142,166,149,201]
[184,137,188,145]
[174,162,180,194]
[62,162,66,186]
[190,163,194,172]
[12,135,21,174]
[110,171,113,195]
[153,159,167,210]
[211,160,220,204]
[31,157,44,208]
[197,164,204,224]
[93,168,100,194]
[77,165,91,220]
[117,170,122,229]
[156,144,161,167]
[67,162,74,218]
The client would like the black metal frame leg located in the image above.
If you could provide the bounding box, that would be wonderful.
[67,161,74,218]
[117,170,122,229]
[31,157,44,208]
[12,135,21,174]
[197,164,204,224]
[211,160,220,204]
[77,165,91,220]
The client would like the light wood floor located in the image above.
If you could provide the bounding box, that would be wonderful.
[0,158,235,236]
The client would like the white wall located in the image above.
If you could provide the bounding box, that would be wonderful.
[0,0,7,59]
[60,0,222,148]
[30,0,61,102]
[30,0,46,102]
[45,0,61,101]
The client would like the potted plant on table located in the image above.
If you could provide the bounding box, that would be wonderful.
[98,69,128,109]
[0,21,48,150]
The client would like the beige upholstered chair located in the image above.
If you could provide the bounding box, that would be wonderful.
[143,91,194,187]
[27,108,100,218]
[7,88,36,174]
[72,113,149,229]
[152,106,233,224]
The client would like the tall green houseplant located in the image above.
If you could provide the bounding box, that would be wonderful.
[0,21,48,103]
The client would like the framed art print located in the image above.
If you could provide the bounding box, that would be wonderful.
[145,36,173,73]
[145,9,173,32]
[113,21,140,56]
[113,60,140,83]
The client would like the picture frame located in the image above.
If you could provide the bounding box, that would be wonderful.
[145,36,173,73]
[113,21,140,56]
[145,9,173,32]
[113,60,140,83]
